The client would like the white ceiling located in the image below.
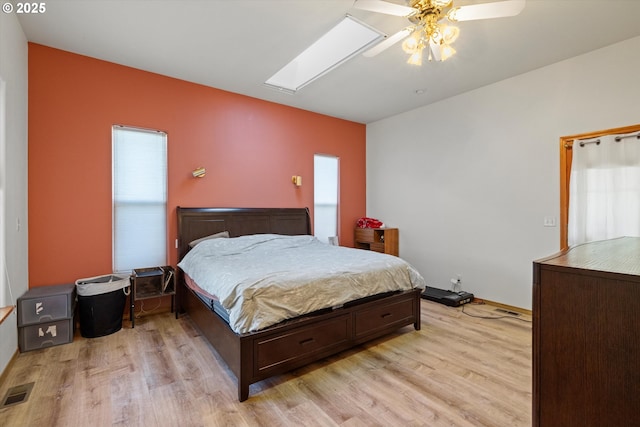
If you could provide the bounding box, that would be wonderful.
[17,0,640,124]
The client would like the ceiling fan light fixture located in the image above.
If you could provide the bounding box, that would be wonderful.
[401,33,420,54]
[440,44,456,61]
[430,27,442,44]
[446,6,461,22]
[399,0,462,64]
[432,0,453,7]
[353,0,525,66]
[407,49,423,66]
[440,24,459,44]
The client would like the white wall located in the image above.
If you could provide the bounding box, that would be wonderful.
[367,36,640,310]
[0,11,29,375]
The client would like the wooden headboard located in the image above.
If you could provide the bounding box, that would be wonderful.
[176,207,311,260]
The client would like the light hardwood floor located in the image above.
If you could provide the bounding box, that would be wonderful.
[0,300,531,427]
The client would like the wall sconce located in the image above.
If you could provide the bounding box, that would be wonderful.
[292,175,302,187]
[192,167,206,178]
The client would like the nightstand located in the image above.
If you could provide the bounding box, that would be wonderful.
[130,266,175,327]
[354,228,398,256]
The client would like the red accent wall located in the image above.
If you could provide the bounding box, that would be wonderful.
[28,43,366,287]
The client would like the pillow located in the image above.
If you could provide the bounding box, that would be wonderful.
[189,231,230,248]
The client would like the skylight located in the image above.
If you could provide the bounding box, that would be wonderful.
[265,15,385,93]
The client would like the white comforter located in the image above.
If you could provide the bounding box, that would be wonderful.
[178,234,425,334]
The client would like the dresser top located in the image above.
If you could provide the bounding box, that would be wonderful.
[535,237,640,277]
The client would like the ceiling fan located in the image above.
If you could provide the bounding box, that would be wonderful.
[355,0,526,65]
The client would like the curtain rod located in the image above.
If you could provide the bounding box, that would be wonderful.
[578,139,600,147]
[566,131,640,148]
[614,132,640,142]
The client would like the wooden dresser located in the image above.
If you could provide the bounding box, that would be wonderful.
[354,228,398,256]
[532,237,640,427]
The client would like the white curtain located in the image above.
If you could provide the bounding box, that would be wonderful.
[568,132,640,247]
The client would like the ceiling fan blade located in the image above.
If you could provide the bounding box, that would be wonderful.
[362,27,413,57]
[353,0,417,17]
[449,0,525,22]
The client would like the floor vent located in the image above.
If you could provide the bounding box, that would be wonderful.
[1,382,34,408]
[494,308,521,317]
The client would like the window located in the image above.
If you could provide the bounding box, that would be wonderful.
[112,126,167,272]
[560,123,640,249]
[314,154,339,243]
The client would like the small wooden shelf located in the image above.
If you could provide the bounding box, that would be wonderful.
[130,266,175,327]
[354,228,398,256]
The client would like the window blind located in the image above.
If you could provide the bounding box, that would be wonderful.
[112,126,167,273]
[314,154,339,243]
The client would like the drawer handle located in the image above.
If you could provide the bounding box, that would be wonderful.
[299,338,315,346]
[381,313,393,319]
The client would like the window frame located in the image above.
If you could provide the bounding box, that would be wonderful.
[559,123,640,250]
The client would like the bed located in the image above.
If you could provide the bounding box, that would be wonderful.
[175,207,423,401]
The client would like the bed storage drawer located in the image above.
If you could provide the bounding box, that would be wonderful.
[255,314,351,374]
[354,297,415,339]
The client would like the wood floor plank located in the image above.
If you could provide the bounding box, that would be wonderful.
[149,380,202,427]
[0,300,531,426]
[284,400,340,427]
[110,366,159,426]
[75,366,114,426]
[35,358,79,426]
